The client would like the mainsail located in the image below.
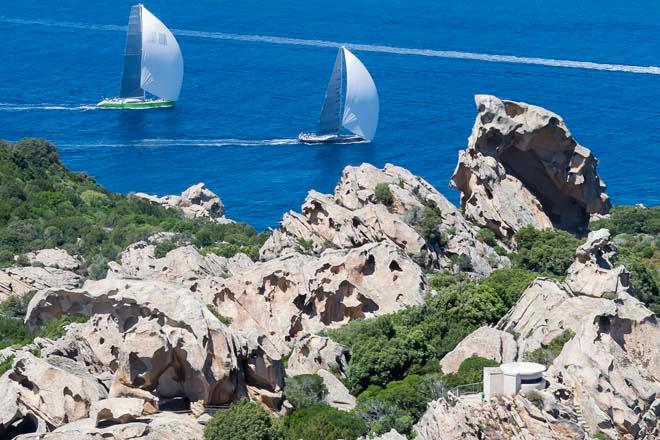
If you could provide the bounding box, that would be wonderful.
[316,48,344,136]
[139,6,184,101]
[119,5,144,98]
[342,47,379,141]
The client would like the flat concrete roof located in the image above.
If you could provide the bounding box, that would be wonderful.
[500,362,546,376]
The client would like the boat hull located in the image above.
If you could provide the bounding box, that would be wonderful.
[297,133,366,144]
[97,98,175,109]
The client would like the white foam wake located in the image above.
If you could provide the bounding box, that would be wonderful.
[0,102,97,111]
[58,138,300,148]
[2,17,659,75]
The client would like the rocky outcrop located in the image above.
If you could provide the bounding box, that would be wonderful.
[439,327,517,374]
[451,95,611,238]
[414,394,585,440]
[491,230,660,438]
[14,412,203,440]
[0,353,108,436]
[22,249,82,271]
[261,163,509,277]
[0,266,83,302]
[107,240,252,282]
[90,397,152,427]
[24,279,285,412]
[359,429,407,440]
[133,183,232,224]
[318,369,356,411]
[202,241,426,353]
[286,335,350,377]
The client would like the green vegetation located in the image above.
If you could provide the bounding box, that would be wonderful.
[476,227,497,247]
[512,226,581,276]
[284,374,328,409]
[524,329,575,366]
[208,305,233,325]
[36,314,89,340]
[441,356,498,389]
[281,404,367,440]
[154,240,179,258]
[204,399,284,440]
[592,433,612,440]
[374,183,393,207]
[524,390,544,409]
[0,355,14,375]
[0,139,268,276]
[326,268,535,394]
[415,204,448,249]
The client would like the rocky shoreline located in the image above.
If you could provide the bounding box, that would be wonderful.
[0,96,657,440]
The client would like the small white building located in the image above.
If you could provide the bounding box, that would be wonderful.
[483,362,546,400]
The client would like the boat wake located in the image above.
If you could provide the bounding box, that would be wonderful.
[2,16,660,75]
[0,103,97,112]
[58,138,301,149]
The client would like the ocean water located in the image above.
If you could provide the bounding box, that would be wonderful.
[1,0,659,230]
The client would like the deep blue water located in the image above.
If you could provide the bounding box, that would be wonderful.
[1,0,659,230]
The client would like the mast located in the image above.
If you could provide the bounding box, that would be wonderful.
[119,5,144,98]
[316,47,344,136]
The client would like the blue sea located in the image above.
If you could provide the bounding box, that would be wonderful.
[1,0,659,230]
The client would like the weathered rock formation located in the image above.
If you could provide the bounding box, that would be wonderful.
[451,95,611,238]
[23,279,285,413]
[202,241,426,353]
[441,229,660,438]
[134,183,232,224]
[414,394,585,439]
[439,326,517,374]
[286,335,350,377]
[14,412,202,440]
[261,163,509,277]
[22,249,82,272]
[0,266,83,303]
[317,369,356,411]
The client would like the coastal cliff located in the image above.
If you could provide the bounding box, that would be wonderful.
[0,97,657,440]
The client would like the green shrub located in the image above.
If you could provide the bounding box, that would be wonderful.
[0,316,31,349]
[374,183,393,207]
[416,205,447,248]
[525,329,575,366]
[282,404,367,440]
[0,355,14,375]
[35,314,89,340]
[453,254,473,272]
[154,240,178,258]
[284,374,328,409]
[208,305,233,325]
[525,390,544,409]
[204,399,283,440]
[0,292,35,318]
[513,226,581,276]
[590,206,660,235]
[476,228,498,247]
[442,356,498,389]
[479,268,538,309]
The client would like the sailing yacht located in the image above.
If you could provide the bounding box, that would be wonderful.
[299,47,379,144]
[98,4,183,109]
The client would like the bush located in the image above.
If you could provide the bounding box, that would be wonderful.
[453,254,473,272]
[442,356,498,389]
[208,305,233,325]
[204,399,283,440]
[154,240,178,258]
[34,314,89,340]
[525,390,544,409]
[0,355,14,375]
[0,292,35,318]
[525,329,575,366]
[590,206,660,236]
[416,205,447,249]
[513,226,581,276]
[282,404,367,440]
[284,374,328,409]
[476,228,497,247]
[374,183,393,207]
[479,268,538,309]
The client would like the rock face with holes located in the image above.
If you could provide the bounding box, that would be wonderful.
[23,278,285,412]
[133,182,232,223]
[0,353,108,436]
[260,163,509,277]
[202,241,426,354]
[451,95,611,238]
[286,335,350,377]
[439,326,517,374]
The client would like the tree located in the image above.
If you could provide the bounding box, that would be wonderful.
[284,374,328,409]
[204,399,283,440]
[282,404,367,440]
[374,183,393,207]
[513,226,580,276]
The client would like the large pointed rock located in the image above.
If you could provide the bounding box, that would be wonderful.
[451,95,610,238]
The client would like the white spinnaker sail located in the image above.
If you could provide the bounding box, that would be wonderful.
[140,6,183,101]
[341,48,379,141]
